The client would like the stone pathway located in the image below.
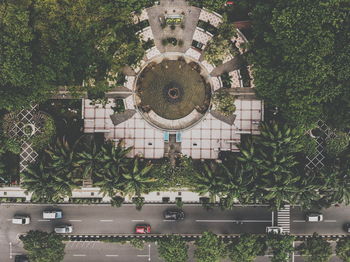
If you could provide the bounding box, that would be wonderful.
[146,0,201,53]
[210,55,244,76]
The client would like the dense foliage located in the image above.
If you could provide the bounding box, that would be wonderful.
[249,0,350,129]
[298,233,332,262]
[20,230,65,262]
[0,0,148,110]
[194,231,227,262]
[158,235,189,262]
[212,90,236,116]
[267,234,294,262]
[336,237,350,262]
[226,234,266,262]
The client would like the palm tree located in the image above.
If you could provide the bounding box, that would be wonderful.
[121,158,155,197]
[45,137,77,177]
[192,161,227,201]
[93,169,124,197]
[74,138,103,179]
[92,142,132,197]
[21,161,80,203]
[99,141,132,177]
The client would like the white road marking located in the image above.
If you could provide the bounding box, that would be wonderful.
[100,220,113,222]
[324,220,337,222]
[9,242,12,259]
[73,254,86,257]
[68,220,82,222]
[195,219,271,223]
[106,254,119,257]
[292,220,306,222]
[163,220,176,222]
[132,220,145,222]
[37,219,50,222]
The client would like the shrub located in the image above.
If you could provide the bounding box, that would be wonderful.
[162,38,168,46]
[132,197,145,211]
[212,90,236,116]
[111,196,124,207]
[130,238,145,250]
[178,39,184,47]
[325,131,350,157]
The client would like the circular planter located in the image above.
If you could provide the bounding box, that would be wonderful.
[23,123,35,137]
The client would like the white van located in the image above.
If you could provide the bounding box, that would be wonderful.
[12,215,30,225]
[43,210,63,219]
[306,213,323,222]
[54,225,73,234]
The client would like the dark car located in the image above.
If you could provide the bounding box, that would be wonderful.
[163,209,185,220]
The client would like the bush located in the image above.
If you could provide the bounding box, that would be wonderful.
[111,196,124,207]
[178,39,184,47]
[130,238,145,250]
[170,24,176,30]
[212,90,236,116]
[132,197,145,211]
[161,38,168,46]
[175,198,184,208]
[325,131,350,157]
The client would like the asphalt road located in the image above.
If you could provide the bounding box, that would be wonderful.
[0,204,272,262]
[291,206,350,235]
[1,204,350,262]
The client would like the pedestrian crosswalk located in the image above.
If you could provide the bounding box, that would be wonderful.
[277,205,290,234]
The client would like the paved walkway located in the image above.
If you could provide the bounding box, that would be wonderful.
[210,55,244,76]
[147,0,201,53]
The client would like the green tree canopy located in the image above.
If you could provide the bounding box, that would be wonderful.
[249,0,350,129]
[298,233,332,262]
[20,230,65,262]
[227,234,266,262]
[158,235,189,262]
[0,0,146,110]
[336,237,350,262]
[267,234,295,262]
[194,231,226,262]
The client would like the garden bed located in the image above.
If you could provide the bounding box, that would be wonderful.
[39,99,83,144]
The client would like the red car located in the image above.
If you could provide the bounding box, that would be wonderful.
[135,224,151,234]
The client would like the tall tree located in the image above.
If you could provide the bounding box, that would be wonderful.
[121,158,155,196]
[192,162,227,201]
[21,161,80,202]
[158,235,189,262]
[227,234,266,262]
[194,232,227,262]
[267,234,295,262]
[336,237,350,262]
[0,0,146,110]
[20,230,65,262]
[298,233,332,262]
[249,0,350,129]
[237,121,304,209]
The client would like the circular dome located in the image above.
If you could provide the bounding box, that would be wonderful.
[135,58,211,130]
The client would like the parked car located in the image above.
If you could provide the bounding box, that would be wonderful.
[163,209,185,220]
[306,213,323,222]
[343,223,350,233]
[43,210,63,219]
[54,225,73,234]
[12,215,30,225]
[135,224,151,234]
[266,226,283,234]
